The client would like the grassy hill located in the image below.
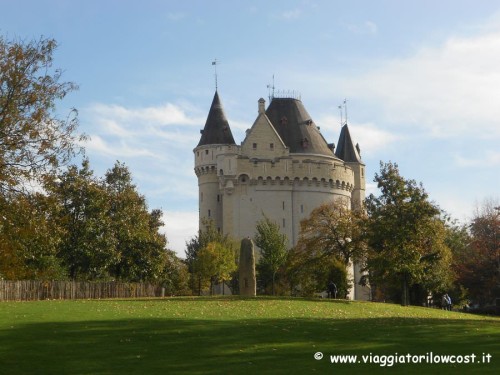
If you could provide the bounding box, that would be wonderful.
[0,297,498,374]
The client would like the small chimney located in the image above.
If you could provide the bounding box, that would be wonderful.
[258,98,266,114]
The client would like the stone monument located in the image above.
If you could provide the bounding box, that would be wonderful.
[239,237,256,296]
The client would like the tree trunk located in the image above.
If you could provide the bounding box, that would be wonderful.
[401,272,409,306]
[272,272,276,296]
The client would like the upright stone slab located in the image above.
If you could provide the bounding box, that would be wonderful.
[239,238,256,296]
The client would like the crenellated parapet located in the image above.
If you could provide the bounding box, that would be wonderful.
[222,175,354,192]
[194,164,217,177]
[217,153,355,190]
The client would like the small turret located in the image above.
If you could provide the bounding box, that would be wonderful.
[335,124,361,163]
[194,91,236,233]
[335,123,365,210]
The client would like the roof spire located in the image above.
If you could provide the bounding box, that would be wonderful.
[335,123,361,162]
[197,91,236,147]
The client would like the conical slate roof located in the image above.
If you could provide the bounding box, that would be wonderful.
[265,98,334,156]
[335,124,362,162]
[197,91,236,147]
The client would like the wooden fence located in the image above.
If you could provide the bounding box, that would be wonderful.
[0,280,163,301]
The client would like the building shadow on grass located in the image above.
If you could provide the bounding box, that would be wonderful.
[1,316,498,375]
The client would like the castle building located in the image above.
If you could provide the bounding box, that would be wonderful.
[194,91,370,300]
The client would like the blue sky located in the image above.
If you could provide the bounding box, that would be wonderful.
[2,1,499,257]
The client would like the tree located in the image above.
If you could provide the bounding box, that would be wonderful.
[286,246,350,298]
[105,161,168,282]
[193,242,236,295]
[454,200,499,306]
[0,191,65,279]
[185,219,234,295]
[50,160,118,280]
[254,216,288,295]
[0,36,84,194]
[365,162,453,306]
[296,200,366,267]
[160,249,190,296]
[444,217,471,307]
[284,201,365,298]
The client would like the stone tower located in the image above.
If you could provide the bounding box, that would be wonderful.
[194,91,236,232]
[194,91,370,300]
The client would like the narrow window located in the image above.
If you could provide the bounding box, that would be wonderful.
[300,204,304,213]
[208,209,211,217]
[197,151,199,157]
[282,201,285,210]
[270,143,274,150]
[200,192,203,202]
[217,194,220,202]
[253,143,257,150]
[205,149,209,155]
[361,168,364,177]
[282,218,286,228]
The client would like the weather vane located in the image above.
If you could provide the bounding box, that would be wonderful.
[338,99,348,126]
[344,98,348,125]
[212,59,218,91]
[267,74,275,102]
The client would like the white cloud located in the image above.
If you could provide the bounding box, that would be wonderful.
[84,135,158,158]
[346,21,378,35]
[166,12,186,21]
[365,182,379,198]
[340,28,500,139]
[161,210,199,258]
[318,116,400,156]
[82,101,204,158]
[282,9,301,20]
[454,150,500,167]
[89,102,203,127]
[79,101,204,218]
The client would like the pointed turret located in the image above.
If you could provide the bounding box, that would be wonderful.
[197,91,236,146]
[335,124,361,162]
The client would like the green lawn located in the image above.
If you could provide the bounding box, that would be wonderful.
[0,297,498,374]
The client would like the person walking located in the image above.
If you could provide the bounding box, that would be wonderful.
[328,281,337,299]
